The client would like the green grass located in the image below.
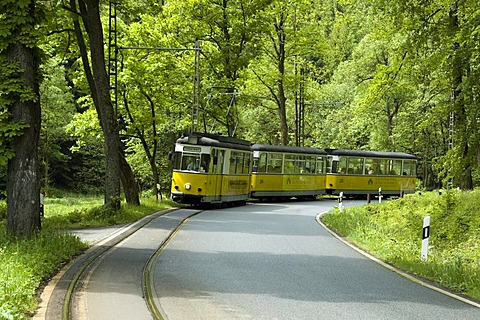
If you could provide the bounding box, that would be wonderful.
[0,195,176,319]
[322,189,480,301]
[43,196,177,229]
[0,226,86,320]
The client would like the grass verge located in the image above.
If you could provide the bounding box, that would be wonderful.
[0,195,176,319]
[321,190,480,301]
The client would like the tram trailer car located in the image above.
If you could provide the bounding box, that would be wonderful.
[250,144,327,201]
[170,133,253,206]
[325,149,417,197]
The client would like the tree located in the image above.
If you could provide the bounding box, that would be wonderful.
[366,0,480,189]
[114,8,193,199]
[162,0,268,136]
[245,0,329,145]
[0,0,41,236]
[68,0,139,208]
[39,56,76,196]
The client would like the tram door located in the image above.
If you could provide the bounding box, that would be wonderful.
[212,149,224,202]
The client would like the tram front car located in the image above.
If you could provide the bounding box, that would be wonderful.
[170,133,253,206]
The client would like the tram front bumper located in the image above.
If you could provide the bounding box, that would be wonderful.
[170,192,203,205]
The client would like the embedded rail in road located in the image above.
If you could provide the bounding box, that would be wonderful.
[38,208,201,320]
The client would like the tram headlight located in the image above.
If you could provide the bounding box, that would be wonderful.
[185,183,192,190]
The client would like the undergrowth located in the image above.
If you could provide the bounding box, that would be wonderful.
[321,190,480,301]
[0,228,86,320]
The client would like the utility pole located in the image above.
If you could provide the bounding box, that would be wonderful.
[108,1,118,115]
[192,40,201,133]
[108,2,201,132]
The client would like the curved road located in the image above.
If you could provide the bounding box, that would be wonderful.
[153,199,480,320]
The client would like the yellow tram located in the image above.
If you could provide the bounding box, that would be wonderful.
[250,144,327,201]
[325,149,417,197]
[170,133,418,205]
[170,133,253,205]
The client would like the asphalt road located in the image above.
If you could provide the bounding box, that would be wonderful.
[69,209,200,320]
[153,199,480,320]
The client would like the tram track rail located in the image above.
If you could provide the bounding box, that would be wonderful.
[143,210,202,320]
[41,208,202,320]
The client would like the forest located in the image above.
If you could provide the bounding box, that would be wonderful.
[1,0,479,236]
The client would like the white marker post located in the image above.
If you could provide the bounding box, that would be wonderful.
[40,193,44,217]
[378,187,382,203]
[421,216,431,262]
[338,191,344,212]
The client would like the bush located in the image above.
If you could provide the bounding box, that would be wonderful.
[0,201,6,220]
[0,230,86,319]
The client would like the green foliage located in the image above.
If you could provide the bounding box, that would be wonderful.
[0,200,5,220]
[0,58,30,166]
[0,0,41,166]
[42,194,176,229]
[3,0,478,206]
[39,55,77,192]
[0,227,86,319]
[322,190,480,300]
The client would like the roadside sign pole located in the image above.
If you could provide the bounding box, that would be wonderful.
[338,191,344,211]
[421,216,431,262]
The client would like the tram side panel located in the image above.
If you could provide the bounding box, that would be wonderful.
[250,173,326,198]
[324,149,418,196]
[325,174,416,196]
[210,148,251,203]
[250,144,327,200]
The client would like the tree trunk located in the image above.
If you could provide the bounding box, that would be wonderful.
[119,152,140,205]
[6,0,41,237]
[276,14,289,146]
[151,158,161,201]
[449,5,473,190]
[278,80,288,146]
[79,0,120,209]
[71,0,139,206]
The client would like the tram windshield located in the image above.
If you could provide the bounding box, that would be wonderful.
[173,152,210,172]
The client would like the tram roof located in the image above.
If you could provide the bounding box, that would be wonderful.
[176,132,252,151]
[251,144,327,155]
[325,148,417,160]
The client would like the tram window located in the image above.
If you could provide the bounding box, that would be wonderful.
[230,151,240,174]
[295,156,306,173]
[365,158,378,174]
[326,157,334,173]
[257,153,267,173]
[403,160,416,176]
[338,157,348,174]
[316,156,324,173]
[238,153,244,174]
[243,154,252,174]
[183,154,201,171]
[348,157,364,174]
[284,155,295,174]
[390,159,402,175]
[267,153,283,173]
[305,156,315,174]
[239,152,249,174]
[378,159,389,175]
[172,152,182,170]
[229,153,235,174]
[229,151,250,174]
[200,154,210,173]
